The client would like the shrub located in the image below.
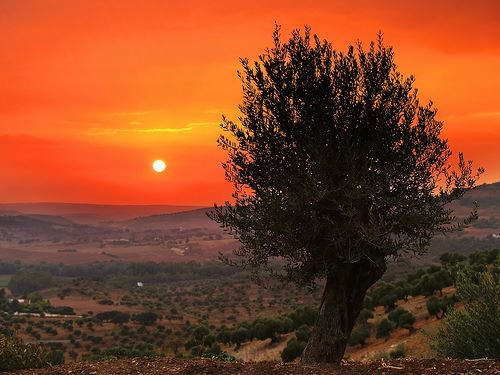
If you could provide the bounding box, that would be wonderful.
[0,335,48,371]
[426,296,446,319]
[47,350,65,365]
[288,305,316,329]
[8,271,53,296]
[357,308,374,323]
[388,308,416,335]
[230,328,249,350]
[295,324,311,342]
[376,319,394,341]
[132,312,158,326]
[389,344,405,359]
[253,317,283,343]
[371,282,400,311]
[348,323,371,347]
[47,306,75,315]
[281,338,306,362]
[432,269,500,359]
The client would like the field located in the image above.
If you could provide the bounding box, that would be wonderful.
[0,184,499,367]
[2,251,494,364]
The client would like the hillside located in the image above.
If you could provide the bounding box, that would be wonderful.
[124,208,218,231]
[0,203,202,224]
[12,357,500,374]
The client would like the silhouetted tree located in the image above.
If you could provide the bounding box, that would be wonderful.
[210,25,481,363]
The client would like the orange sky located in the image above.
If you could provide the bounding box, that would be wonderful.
[1,0,499,205]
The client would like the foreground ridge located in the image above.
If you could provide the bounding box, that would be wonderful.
[13,358,500,375]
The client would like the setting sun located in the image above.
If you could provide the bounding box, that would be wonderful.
[152,159,166,173]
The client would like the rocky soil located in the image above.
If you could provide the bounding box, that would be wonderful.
[13,357,500,375]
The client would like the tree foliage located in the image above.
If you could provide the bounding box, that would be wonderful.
[209,25,481,363]
[376,319,394,340]
[281,338,306,362]
[432,267,500,359]
[0,335,48,371]
[210,25,481,288]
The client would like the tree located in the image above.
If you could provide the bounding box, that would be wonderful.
[216,329,231,345]
[281,338,306,362]
[295,324,311,342]
[388,308,416,335]
[348,323,371,347]
[132,312,158,326]
[47,350,65,365]
[356,308,374,323]
[192,325,210,342]
[432,269,500,359]
[230,327,249,350]
[254,317,282,343]
[371,282,401,311]
[439,252,466,265]
[426,296,446,319]
[376,319,394,341]
[8,271,53,296]
[209,25,481,363]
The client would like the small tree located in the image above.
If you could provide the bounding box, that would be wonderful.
[376,319,394,341]
[281,338,306,362]
[210,25,481,363]
[295,324,311,342]
[388,307,416,335]
[432,269,500,359]
[231,327,249,350]
[132,312,158,326]
[254,318,281,343]
[348,323,371,347]
[426,296,446,319]
[356,308,374,324]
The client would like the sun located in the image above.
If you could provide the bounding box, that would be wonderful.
[152,159,166,173]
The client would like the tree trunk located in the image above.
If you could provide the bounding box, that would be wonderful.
[301,260,386,363]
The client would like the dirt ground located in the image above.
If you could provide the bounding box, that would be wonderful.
[14,358,500,375]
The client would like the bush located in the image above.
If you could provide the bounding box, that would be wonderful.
[281,338,306,362]
[47,306,75,315]
[432,269,500,359]
[426,296,446,319]
[288,305,316,329]
[47,349,65,365]
[388,308,416,335]
[348,323,371,347]
[132,312,158,326]
[295,324,311,342]
[8,271,53,296]
[95,311,130,324]
[230,328,249,350]
[389,344,405,359]
[0,335,48,371]
[357,308,374,323]
[253,317,283,343]
[371,282,400,311]
[376,319,394,341]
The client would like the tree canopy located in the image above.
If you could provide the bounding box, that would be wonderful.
[210,25,481,363]
[210,26,481,289]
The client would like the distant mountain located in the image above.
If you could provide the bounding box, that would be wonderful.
[457,181,500,209]
[0,203,203,224]
[0,214,113,241]
[124,208,217,231]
